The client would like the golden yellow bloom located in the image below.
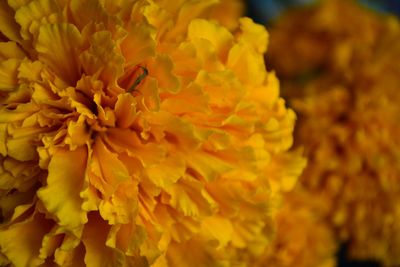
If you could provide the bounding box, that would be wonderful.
[0,0,302,266]
[268,0,400,265]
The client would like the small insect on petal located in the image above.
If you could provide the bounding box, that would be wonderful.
[127,66,148,93]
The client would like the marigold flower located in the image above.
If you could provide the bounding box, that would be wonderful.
[0,0,303,266]
[267,0,400,265]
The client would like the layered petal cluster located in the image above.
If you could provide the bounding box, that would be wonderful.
[0,0,303,266]
[209,0,245,31]
[267,0,400,265]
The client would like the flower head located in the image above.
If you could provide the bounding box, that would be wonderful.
[0,0,302,266]
[268,0,400,265]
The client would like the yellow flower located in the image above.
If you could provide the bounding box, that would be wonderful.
[268,0,400,265]
[0,0,303,266]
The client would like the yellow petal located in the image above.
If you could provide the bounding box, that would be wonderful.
[166,175,216,217]
[38,226,63,262]
[99,180,138,224]
[114,93,137,128]
[161,82,210,114]
[148,55,180,93]
[227,42,266,87]
[201,215,233,248]
[186,151,233,181]
[109,223,147,256]
[15,0,64,40]
[0,212,53,267]
[7,0,31,10]
[82,213,125,267]
[189,38,225,72]
[120,22,155,67]
[146,154,185,188]
[237,17,268,54]
[37,147,88,231]
[137,77,160,111]
[54,240,86,267]
[263,108,296,152]
[0,41,26,60]
[0,59,20,92]
[17,60,44,82]
[80,31,124,86]
[165,0,218,40]
[104,128,166,166]
[0,1,22,42]
[0,102,38,123]
[143,2,173,40]
[188,19,233,61]
[65,115,91,149]
[195,70,244,110]
[36,23,83,84]
[209,0,244,30]
[70,0,108,30]
[249,72,280,110]
[265,151,307,192]
[6,134,38,162]
[89,137,130,197]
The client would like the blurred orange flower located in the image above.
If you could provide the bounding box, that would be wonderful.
[0,0,303,266]
[258,188,336,267]
[268,0,400,265]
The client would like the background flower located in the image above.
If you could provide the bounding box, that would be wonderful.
[257,183,337,267]
[266,0,400,266]
[0,0,304,266]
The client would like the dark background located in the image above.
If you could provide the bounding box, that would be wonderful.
[247,0,400,24]
[244,1,399,267]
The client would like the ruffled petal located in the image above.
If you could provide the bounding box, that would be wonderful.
[188,19,233,62]
[15,0,64,41]
[37,147,88,231]
[80,31,125,86]
[36,23,83,84]
[0,212,54,267]
[120,23,155,67]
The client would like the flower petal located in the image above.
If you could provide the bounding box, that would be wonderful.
[0,212,54,267]
[0,1,22,42]
[0,59,20,92]
[37,147,88,231]
[15,0,64,40]
[36,23,83,84]
[82,213,124,267]
[148,55,180,93]
[0,41,26,60]
[80,31,125,86]
[188,19,233,62]
[120,22,155,67]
